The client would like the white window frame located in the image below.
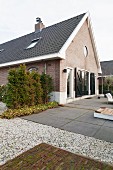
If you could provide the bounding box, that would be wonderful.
[66,67,74,99]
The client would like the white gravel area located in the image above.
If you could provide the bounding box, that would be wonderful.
[0,118,113,166]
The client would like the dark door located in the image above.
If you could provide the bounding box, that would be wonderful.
[75,68,82,97]
[75,68,89,97]
[90,73,95,95]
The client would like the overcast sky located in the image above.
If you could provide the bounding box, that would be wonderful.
[0,0,113,61]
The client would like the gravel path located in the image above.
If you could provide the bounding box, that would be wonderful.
[0,118,113,166]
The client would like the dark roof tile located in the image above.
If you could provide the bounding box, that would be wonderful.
[0,13,85,64]
[100,60,113,76]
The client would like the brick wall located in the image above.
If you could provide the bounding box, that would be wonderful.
[0,60,60,91]
[59,20,99,92]
[0,67,9,85]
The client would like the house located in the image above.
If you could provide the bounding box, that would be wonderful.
[100,60,113,76]
[0,12,101,104]
[99,60,113,94]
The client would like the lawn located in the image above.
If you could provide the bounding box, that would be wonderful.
[0,143,113,170]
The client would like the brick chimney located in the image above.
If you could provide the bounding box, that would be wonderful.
[35,17,45,32]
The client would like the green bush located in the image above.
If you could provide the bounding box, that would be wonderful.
[0,85,6,101]
[3,65,28,108]
[3,65,43,109]
[1,101,58,119]
[3,65,54,109]
[31,71,43,105]
[99,84,113,94]
[40,73,53,103]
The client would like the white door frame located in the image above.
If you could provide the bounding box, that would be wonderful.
[66,67,74,98]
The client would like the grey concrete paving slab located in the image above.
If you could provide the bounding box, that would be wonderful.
[21,96,113,143]
[23,107,87,120]
[38,107,61,114]
[23,114,72,128]
[61,120,100,137]
[76,111,106,125]
[49,107,88,119]
[68,97,112,108]
[69,97,108,106]
[103,120,113,128]
[66,103,96,110]
[94,126,113,143]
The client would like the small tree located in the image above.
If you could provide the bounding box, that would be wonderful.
[3,65,53,108]
[4,65,28,108]
[3,65,43,108]
[104,76,113,91]
[31,71,43,105]
[40,73,53,103]
[25,71,35,106]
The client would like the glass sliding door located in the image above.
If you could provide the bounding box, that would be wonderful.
[90,73,95,95]
[75,68,89,97]
[75,68,82,97]
[84,71,89,95]
[76,69,82,97]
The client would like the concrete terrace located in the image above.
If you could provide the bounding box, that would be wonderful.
[22,96,113,143]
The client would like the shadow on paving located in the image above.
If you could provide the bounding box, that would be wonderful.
[0,143,113,170]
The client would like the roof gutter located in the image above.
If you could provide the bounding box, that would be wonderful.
[0,52,65,68]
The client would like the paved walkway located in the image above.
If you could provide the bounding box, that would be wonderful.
[1,143,113,170]
[22,96,113,143]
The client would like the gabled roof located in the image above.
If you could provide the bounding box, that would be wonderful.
[0,13,85,65]
[100,60,113,76]
[0,12,101,73]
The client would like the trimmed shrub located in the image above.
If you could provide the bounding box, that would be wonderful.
[40,73,53,103]
[31,71,43,105]
[4,65,29,108]
[3,65,43,109]
[3,65,54,109]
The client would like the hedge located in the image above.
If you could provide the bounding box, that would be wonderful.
[3,65,54,109]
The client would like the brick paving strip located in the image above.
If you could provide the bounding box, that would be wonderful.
[0,143,113,170]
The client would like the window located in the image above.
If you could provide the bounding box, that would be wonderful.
[26,37,42,49]
[28,67,38,72]
[75,69,89,97]
[83,46,88,57]
[26,41,38,49]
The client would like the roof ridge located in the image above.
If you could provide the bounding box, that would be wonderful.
[46,13,86,28]
[0,13,86,46]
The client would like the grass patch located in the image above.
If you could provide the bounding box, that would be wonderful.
[1,101,58,119]
[0,143,113,170]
